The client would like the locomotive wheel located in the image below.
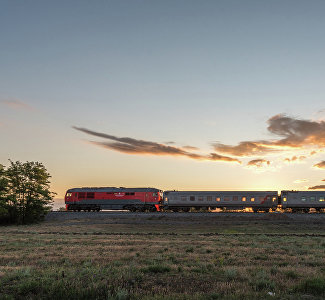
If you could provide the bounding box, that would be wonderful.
[149,206,156,212]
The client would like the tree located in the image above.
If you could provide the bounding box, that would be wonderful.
[0,164,9,221]
[0,160,54,224]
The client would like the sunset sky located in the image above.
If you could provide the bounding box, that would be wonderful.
[1,1,325,208]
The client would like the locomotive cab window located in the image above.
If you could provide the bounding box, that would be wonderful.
[78,192,86,199]
[258,196,264,202]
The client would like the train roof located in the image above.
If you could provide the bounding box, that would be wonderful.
[67,187,161,193]
[164,190,278,194]
[281,190,325,194]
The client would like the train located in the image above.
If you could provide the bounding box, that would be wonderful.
[64,187,325,213]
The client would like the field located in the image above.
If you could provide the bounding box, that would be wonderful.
[1,212,325,299]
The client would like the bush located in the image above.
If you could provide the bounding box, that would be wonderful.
[294,277,325,295]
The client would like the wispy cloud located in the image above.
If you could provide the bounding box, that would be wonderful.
[214,114,325,156]
[308,185,325,190]
[294,179,308,184]
[73,127,241,163]
[1,99,33,110]
[313,161,325,169]
[247,159,270,168]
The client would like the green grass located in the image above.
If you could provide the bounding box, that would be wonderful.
[1,215,325,299]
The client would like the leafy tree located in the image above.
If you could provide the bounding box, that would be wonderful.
[0,164,9,221]
[0,160,54,224]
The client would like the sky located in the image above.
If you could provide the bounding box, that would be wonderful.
[1,0,325,209]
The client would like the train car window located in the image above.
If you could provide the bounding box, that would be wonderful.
[66,193,72,197]
[86,192,95,199]
[310,197,315,201]
[181,197,187,201]
[301,197,306,202]
[216,197,221,202]
[233,196,238,201]
[258,196,264,202]
[319,197,325,202]
[190,196,195,201]
[78,192,86,199]
[242,197,246,202]
[251,197,255,202]
[272,197,277,202]
[207,196,212,201]
[198,197,203,201]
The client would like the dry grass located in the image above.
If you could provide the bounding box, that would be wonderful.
[0,214,325,299]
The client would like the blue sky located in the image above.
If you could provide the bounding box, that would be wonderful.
[1,1,325,206]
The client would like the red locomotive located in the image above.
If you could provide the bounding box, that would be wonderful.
[65,187,163,212]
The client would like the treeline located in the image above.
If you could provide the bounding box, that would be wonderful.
[0,160,54,224]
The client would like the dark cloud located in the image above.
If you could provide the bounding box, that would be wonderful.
[308,185,325,190]
[74,127,241,163]
[314,161,325,169]
[213,114,325,156]
[207,153,241,163]
[284,155,307,163]
[247,159,270,168]
[213,141,272,157]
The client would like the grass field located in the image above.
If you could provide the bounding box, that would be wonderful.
[1,213,325,299]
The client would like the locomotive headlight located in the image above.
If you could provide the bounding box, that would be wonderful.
[165,197,168,203]
[283,197,287,202]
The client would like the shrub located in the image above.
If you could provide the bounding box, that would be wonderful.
[294,277,325,295]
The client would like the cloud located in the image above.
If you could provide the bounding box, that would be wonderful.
[73,127,241,163]
[182,145,200,151]
[213,114,325,156]
[247,159,270,168]
[284,155,307,163]
[294,179,308,183]
[213,141,274,157]
[314,161,325,169]
[1,99,33,110]
[308,185,325,190]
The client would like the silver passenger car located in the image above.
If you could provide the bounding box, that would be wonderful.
[280,190,325,212]
[163,190,278,212]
